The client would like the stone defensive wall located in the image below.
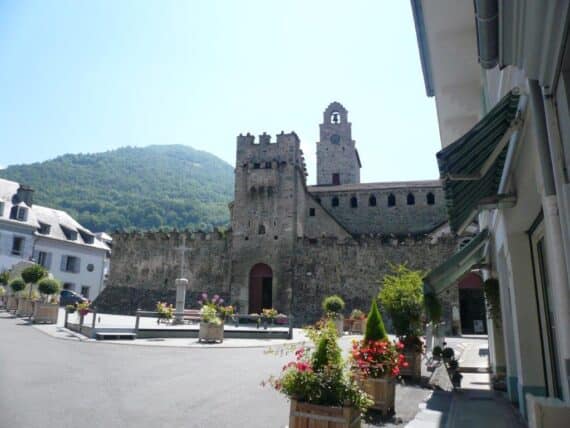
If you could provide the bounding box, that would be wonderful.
[95,230,231,315]
[95,229,459,327]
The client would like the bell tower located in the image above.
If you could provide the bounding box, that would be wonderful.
[316,102,361,185]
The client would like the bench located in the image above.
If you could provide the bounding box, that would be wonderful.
[183,309,201,323]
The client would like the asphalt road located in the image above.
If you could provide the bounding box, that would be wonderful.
[0,313,430,428]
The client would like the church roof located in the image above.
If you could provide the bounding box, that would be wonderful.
[307,179,442,193]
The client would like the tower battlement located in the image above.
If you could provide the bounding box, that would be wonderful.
[236,131,300,148]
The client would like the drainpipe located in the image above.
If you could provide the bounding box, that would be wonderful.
[529,79,570,400]
[474,0,499,69]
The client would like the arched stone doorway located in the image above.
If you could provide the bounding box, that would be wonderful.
[458,272,487,334]
[249,263,273,314]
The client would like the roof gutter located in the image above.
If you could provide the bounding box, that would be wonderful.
[474,0,499,69]
[410,0,435,97]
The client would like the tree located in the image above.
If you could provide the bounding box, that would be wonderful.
[38,278,61,301]
[364,299,388,342]
[21,265,47,285]
[378,263,424,338]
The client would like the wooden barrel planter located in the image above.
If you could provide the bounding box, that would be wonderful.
[16,299,34,317]
[33,303,59,324]
[7,296,18,311]
[350,319,365,334]
[289,399,361,428]
[400,351,422,380]
[359,377,395,414]
[198,322,224,343]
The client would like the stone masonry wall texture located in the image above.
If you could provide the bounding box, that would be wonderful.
[95,102,463,328]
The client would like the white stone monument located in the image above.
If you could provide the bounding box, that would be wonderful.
[173,236,191,325]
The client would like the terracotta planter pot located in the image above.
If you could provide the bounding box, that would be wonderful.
[16,299,34,317]
[359,377,396,414]
[33,302,59,324]
[7,296,18,311]
[198,322,224,343]
[400,351,422,379]
[289,399,361,428]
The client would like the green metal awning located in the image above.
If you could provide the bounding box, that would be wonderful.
[424,229,489,295]
[436,89,523,233]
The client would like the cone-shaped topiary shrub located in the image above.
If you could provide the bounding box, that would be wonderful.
[312,320,343,371]
[10,278,25,293]
[364,299,388,342]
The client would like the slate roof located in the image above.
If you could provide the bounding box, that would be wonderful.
[0,178,109,251]
[307,179,442,193]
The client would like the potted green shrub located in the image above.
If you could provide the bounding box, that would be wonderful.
[198,293,224,343]
[33,278,61,323]
[266,320,372,427]
[19,265,47,317]
[322,295,346,336]
[351,300,406,414]
[379,264,425,379]
[0,270,8,308]
[9,278,25,312]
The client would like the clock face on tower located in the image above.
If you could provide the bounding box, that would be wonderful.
[330,134,340,144]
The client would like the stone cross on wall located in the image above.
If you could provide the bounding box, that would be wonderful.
[174,235,191,279]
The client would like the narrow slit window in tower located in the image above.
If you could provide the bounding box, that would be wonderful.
[369,195,377,207]
[388,194,396,207]
[350,197,358,208]
[258,224,266,235]
[332,197,339,207]
[407,193,415,205]
[427,192,435,205]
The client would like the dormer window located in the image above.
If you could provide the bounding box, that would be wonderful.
[61,225,78,241]
[38,222,51,235]
[10,205,28,221]
[78,229,95,244]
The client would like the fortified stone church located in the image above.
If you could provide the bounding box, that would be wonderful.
[99,103,481,331]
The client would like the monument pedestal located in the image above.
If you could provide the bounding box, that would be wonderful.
[173,278,188,325]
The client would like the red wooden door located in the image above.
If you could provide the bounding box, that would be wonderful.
[249,264,272,313]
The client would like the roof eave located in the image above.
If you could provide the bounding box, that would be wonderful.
[411,0,435,97]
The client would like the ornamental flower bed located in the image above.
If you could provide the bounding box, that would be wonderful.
[198,293,225,343]
[265,321,372,427]
[156,301,174,324]
[76,301,91,318]
[350,300,406,414]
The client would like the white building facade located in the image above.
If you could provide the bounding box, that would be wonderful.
[412,0,570,422]
[0,178,110,300]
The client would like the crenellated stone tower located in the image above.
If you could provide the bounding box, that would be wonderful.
[230,131,308,314]
[316,101,361,185]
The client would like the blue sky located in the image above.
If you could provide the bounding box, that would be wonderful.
[0,0,440,184]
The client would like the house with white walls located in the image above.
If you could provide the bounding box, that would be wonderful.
[0,178,110,300]
[412,0,570,424]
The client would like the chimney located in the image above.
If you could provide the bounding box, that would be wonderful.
[16,185,34,206]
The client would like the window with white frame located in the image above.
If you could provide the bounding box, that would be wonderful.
[37,251,51,269]
[11,236,24,256]
[61,255,80,273]
[10,206,28,221]
[80,286,90,298]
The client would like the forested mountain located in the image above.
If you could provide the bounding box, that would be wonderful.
[0,145,234,232]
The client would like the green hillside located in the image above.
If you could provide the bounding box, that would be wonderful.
[0,145,234,232]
